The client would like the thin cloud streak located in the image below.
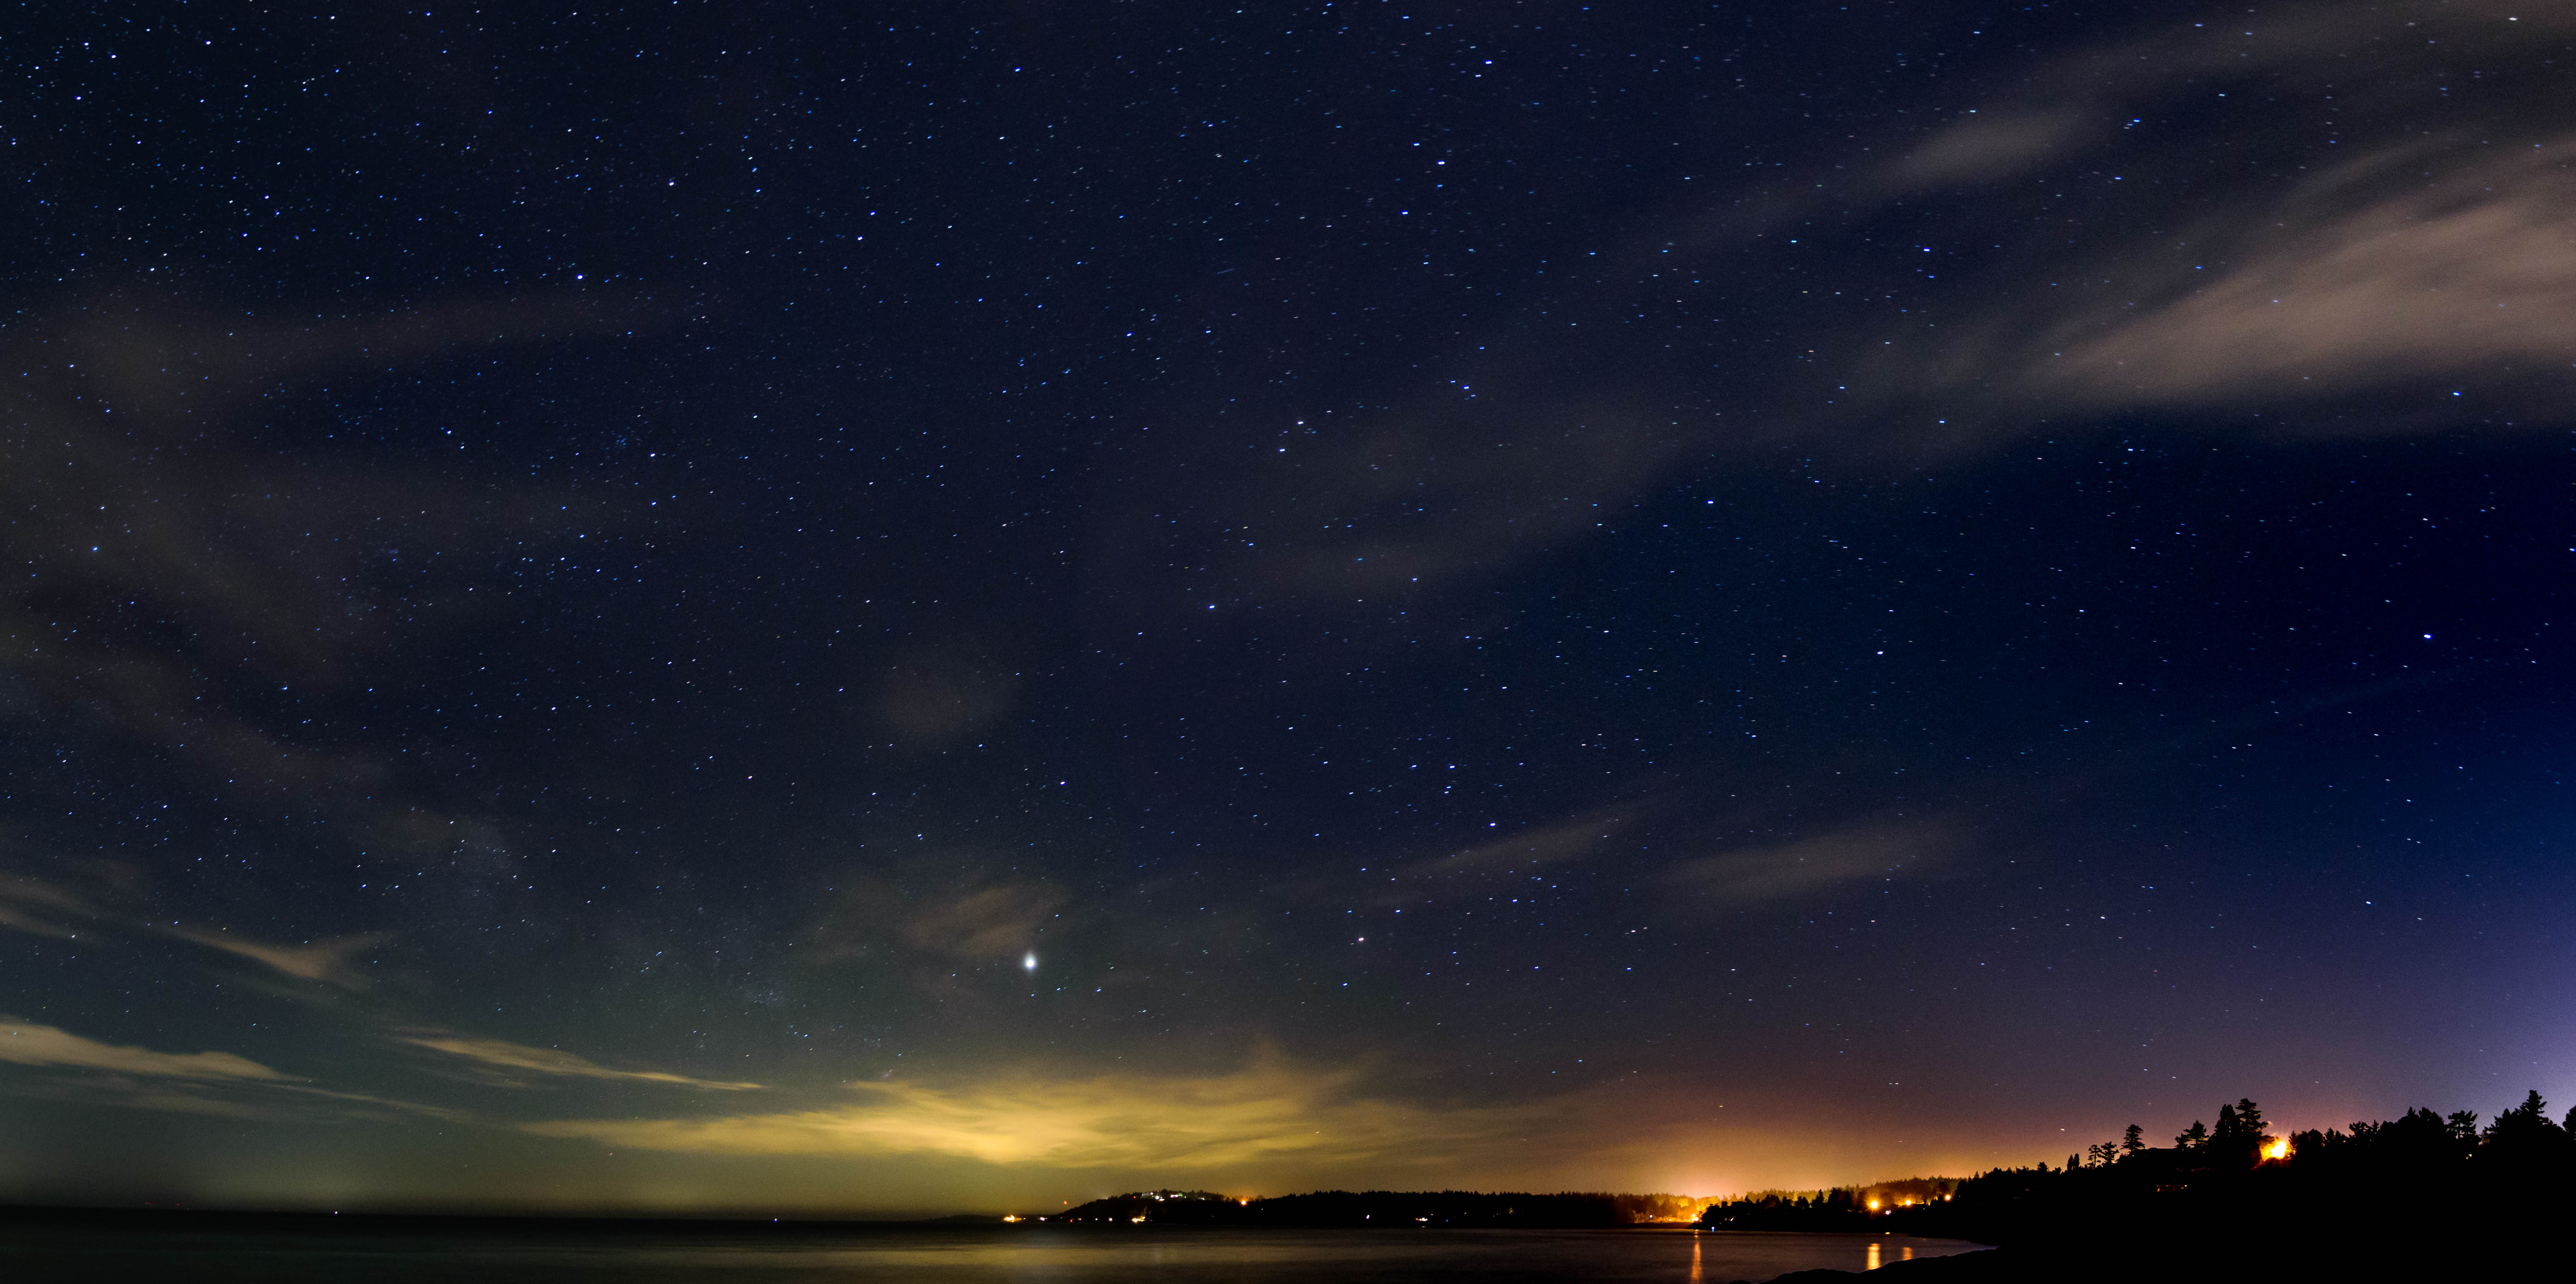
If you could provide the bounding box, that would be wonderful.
[1333,803,1642,911]
[1662,819,1966,907]
[164,928,393,989]
[0,874,96,940]
[0,1018,288,1081]
[399,1034,764,1090]
[0,863,396,992]
[1408,806,1635,880]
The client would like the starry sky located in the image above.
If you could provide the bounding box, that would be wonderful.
[3,0,2573,1216]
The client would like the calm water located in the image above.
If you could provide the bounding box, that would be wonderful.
[0,1223,1986,1283]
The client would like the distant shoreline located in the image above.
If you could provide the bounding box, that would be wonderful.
[0,1204,1976,1237]
[0,1205,1003,1230]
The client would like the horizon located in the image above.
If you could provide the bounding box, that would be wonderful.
[6,0,2574,1216]
[4,1085,2536,1221]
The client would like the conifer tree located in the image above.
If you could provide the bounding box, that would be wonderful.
[2481,1090,2570,1166]
[2232,1099,2267,1138]
[2445,1111,2480,1146]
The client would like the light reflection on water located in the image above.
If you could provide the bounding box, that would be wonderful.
[1864,1241,1920,1271]
[0,1225,1987,1283]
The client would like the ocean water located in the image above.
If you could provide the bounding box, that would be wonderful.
[0,1223,1986,1283]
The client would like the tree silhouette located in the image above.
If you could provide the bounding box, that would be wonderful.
[2487,1090,2552,1137]
[2481,1090,2572,1170]
[1936,1092,2572,1280]
[2446,1111,2481,1146]
[2231,1099,2266,1137]
[2205,1098,2271,1167]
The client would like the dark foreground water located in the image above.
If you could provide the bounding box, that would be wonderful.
[0,1221,1985,1283]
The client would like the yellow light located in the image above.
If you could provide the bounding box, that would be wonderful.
[1130,1216,1146,1224]
[2262,1136,2290,1161]
[1002,1215,1019,1223]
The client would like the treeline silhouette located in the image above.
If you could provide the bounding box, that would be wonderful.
[1696,1179,1955,1232]
[1053,1188,1703,1228]
[1037,1091,2573,1279]
[1738,1090,2575,1281]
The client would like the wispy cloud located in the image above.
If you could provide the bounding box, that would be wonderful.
[398,1034,763,1090]
[0,863,396,994]
[0,874,96,940]
[524,1057,1565,1171]
[0,286,642,820]
[1325,804,1640,910]
[2010,142,2576,410]
[164,928,392,989]
[1881,109,2095,192]
[1,1036,482,1124]
[0,1018,288,1081]
[1095,395,1697,642]
[1662,819,1966,907]
[1407,806,1635,880]
[810,866,1066,966]
[1821,2,2576,433]
[1094,2,2576,638]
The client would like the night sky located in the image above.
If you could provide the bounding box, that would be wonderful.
[4,0,2573,1216]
